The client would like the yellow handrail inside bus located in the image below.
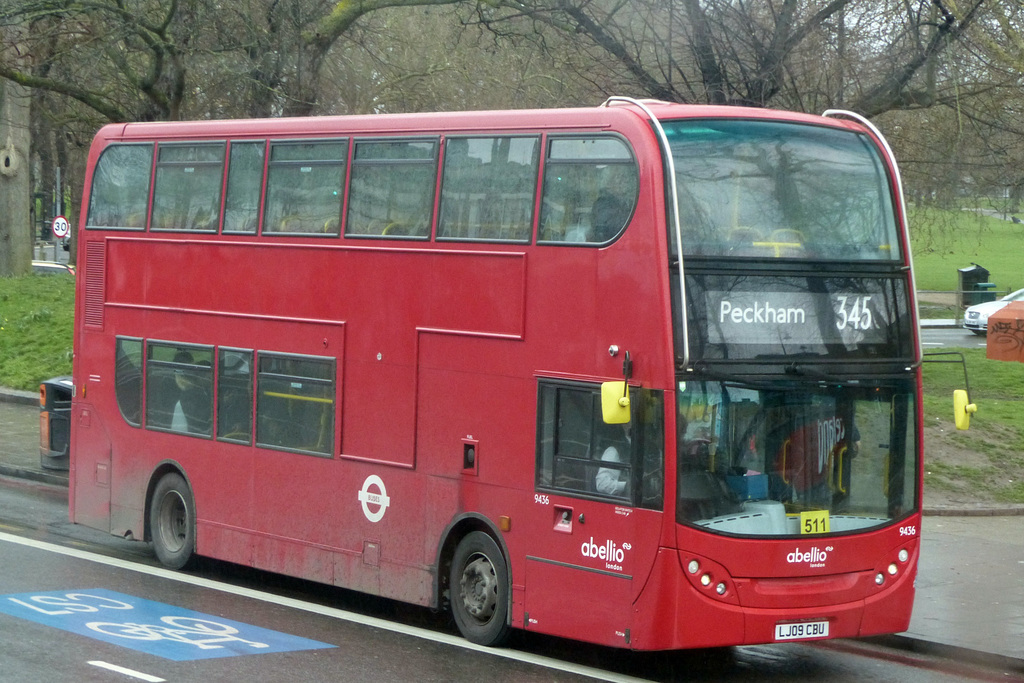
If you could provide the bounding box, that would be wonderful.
[834,445,847,494]
[262,391,334,404]
[780,439,791,484]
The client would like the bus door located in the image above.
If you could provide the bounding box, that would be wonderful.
[525,382,665,647]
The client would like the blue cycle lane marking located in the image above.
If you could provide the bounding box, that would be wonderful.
[0,588,335,661]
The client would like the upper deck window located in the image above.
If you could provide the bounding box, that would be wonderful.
[223,141,266,234]
[539,136,638,245]
[150,143,225,232]
[664,120,900,261]
[437,136,539,242]
[264,140,347,235]
[86,144,153,230]
[346,139,438,239]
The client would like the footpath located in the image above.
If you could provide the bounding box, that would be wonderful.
[0,383,1021,673]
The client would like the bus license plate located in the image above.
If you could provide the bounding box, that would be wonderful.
[774,620,829,641]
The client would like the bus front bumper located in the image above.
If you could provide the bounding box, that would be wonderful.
[628,543,917,650]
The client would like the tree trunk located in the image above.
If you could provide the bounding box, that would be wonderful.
[0,81,32,277]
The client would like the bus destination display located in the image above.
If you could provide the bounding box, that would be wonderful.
[686,274,911,360]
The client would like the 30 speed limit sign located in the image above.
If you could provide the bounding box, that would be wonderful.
[52,215,70,239]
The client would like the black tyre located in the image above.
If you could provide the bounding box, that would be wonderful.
[449,531,511,646]
[149,472,196,569]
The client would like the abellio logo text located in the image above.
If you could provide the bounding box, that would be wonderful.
[786,546,833,568]
[581,537,630,571]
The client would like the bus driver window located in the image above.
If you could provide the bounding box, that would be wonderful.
[536,382,663,509]
[595,422,631,496]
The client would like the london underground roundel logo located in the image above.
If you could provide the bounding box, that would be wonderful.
[358,475,390,523]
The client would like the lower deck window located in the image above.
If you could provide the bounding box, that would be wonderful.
[256,353,335,456]
[113,338,338,455]
[115,337,143,427]
[217,348,253,444]
[145,343,214,437]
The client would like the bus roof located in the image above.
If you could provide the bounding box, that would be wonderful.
[96,100,865,143]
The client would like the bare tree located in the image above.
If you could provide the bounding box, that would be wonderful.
[0,0,469,273]
[316,5,602,114]
[181,0,474,117]
[0,19,32,276]
[0,0,1015,277]
[0,80,31,276]
[0,0,190,123]
[463,0,986,116]
[873,1,1024,217]
[0,0,515,121]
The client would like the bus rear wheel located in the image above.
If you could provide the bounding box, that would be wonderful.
[449,531,510,646]
[150,472,196,570]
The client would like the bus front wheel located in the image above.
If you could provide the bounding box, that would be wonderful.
[149,472,196,570]
[449,531,511,646]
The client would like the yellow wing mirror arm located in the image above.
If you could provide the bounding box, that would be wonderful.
[924,351,977,430]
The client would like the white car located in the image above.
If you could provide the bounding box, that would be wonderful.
[32,260,75,277]
[963,287,1024,335]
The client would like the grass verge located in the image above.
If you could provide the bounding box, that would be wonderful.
[0,274,75,391]
[910,206,1024,293]
[922,348,1024,504]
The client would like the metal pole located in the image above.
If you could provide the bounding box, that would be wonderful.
[54,166,61,260]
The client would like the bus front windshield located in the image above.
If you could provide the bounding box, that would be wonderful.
[664,119,900,261]
[676,379,916,537]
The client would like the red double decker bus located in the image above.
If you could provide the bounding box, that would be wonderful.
[70,98,922,649]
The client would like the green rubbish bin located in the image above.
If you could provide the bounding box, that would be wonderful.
[958,264,990,307]
[976,282,997,304]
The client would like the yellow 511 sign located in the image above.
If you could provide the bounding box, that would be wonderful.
[800,510,831,535]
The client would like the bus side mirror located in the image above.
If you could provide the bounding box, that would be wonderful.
[953,389,977,430]
[602,381,631,424]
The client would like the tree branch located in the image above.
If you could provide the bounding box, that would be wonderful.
[0,62,128,121]
[852,0,985,116]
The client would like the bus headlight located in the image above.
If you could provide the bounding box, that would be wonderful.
[681,553,739,605]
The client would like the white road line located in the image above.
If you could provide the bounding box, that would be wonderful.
[0,531,651,683]
[88,661,166,682]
